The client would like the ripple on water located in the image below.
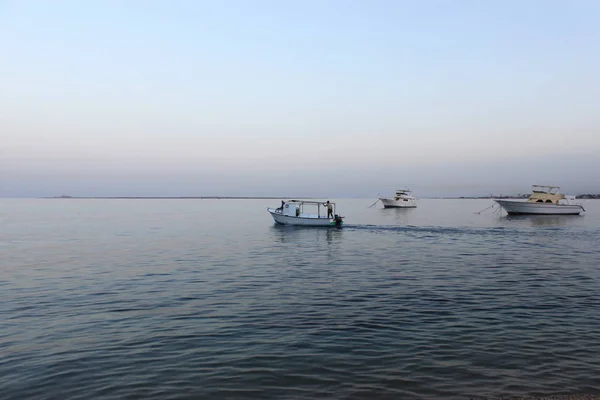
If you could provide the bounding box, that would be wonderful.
[2,200,600,399]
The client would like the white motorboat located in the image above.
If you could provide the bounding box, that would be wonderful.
[267,200,344,227]
[379,188,417,208]
[495,185,585,215]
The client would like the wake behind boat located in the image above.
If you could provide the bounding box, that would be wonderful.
[495,185,585,215]
[267,200,344,227]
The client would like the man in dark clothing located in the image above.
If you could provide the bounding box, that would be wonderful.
[277,200,285,212]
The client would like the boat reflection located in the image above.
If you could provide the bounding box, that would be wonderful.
[269,224,343,244]
[504,214,582,227]
[381,206,414,225]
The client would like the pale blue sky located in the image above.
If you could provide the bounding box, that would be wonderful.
[2,0,599,197]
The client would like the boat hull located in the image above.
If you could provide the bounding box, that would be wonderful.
[495,200,584,215]
[380,198,417,208]
[267,209,341,226]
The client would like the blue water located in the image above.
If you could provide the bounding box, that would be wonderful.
[2,198,600,399]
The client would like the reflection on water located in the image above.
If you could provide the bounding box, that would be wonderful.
[324,228,335,245]
[269,224,343,245]
[381,206,416,225]
[504,214,583,227]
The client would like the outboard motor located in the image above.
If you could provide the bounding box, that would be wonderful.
[334,214,344,228]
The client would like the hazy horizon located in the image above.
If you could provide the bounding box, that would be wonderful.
[4,151,599,199]
[2,1,600,198]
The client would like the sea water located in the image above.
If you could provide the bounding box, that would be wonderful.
[1,198,599,399]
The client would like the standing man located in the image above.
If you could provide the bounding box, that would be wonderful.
[325,200,333,219]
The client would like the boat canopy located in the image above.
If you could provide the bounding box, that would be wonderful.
[395,188,412,194]
[287,199,336,206]
[532,185,560,194]
[279,199,338,219]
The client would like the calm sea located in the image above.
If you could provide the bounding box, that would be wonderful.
[2,198,600,400]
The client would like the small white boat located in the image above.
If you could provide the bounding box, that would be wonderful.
[267,200,344,227]
[495,185,585,215]
[379,188,417,208]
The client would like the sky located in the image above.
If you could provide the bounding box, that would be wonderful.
[1,0,600,197]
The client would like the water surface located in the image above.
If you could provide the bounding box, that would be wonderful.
[2,198,600,399]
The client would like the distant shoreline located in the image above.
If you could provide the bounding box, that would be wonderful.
[432,196,527,200]
[43,196,312,200]
[434,194,600,200]
[41,194,600,200]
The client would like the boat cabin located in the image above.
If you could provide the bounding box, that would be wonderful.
[281,202,301,217]
[528,185,566,204]
[282,200,336,219]
[393,189,414,201]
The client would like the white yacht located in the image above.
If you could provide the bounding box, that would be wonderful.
[267,200,344,227]
[379,189,417,208]
[495,185,585,215]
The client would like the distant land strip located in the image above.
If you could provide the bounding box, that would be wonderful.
[436,194,600,199]
[44,194,600,200]
[44,196,313,200]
